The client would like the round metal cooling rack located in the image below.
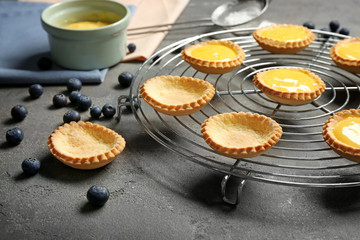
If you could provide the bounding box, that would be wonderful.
[123,27,360,203]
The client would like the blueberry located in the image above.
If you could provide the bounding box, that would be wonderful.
[320,27,331,38]
[76,94,92,111]
[339,27,350,36]
[87,185,110,206]
[21,158,40,176]
[6,127,24,145]
[37,57,52,70]
[303,21,315,29]
[127,43,136,53]
[118,72,133,88]
[102,104,116,118]
[152,55,161,65]
[125,97,140,111]
[11,105,28,121]
[69,91,82,105]
[173,45,185,54]
[53,93,68,108]
[329,20,340,32]
[63,110,81,123]
[67,78,82,92]
[90,105,102,119]
[28,84,43,98]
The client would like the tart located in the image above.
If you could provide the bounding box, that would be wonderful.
[201,112,282,158]
[329,37,360,73]
[48,121,126,170]
[253,68,326,105]
[253,24,315,54]
[323,109,360,162]
[181,39,245,74]
[140,75,215,116]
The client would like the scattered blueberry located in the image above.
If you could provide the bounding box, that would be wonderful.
[118,72,133,88]
[87,185,110,207]
[90,105,102,119]
[152,55,161,65]
[303,21,315,29]
[6,127,24,145]
[76,94,92,111]
[329,20,340,32]
[69,91,82,105]
[173,45,185,54]
[319,27,331,38]
[339,27,350,36]
[63,110,81,123]
[102,104,116,118]
[37,57,52,70]
[28,84,43,98]
[11,105,28,121]
[53,93,68,108]
[21,158,40,176]
[127,43,136,53]
[67,78,82,92]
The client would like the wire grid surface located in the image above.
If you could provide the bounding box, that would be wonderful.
[130,28,360,187]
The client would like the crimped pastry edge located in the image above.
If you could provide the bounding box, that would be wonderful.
[47,121,126,170]
[329,37,360,73]
[201,112,283,159]
[253,68,326,105]
[181,39,245,74]
[139,75,215,116]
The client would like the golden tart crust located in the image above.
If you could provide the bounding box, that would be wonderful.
[323,109,360,163]
[329,37,360,73]
[253,68,326,105]
[140,75,215,116]
[181,39,245,74]
[253,24,315,54]
[48,121,126,170]
[201,112,282,158]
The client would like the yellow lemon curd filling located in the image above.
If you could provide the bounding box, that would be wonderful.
[65,20,112,29]
[262,69,317,92]
[337,42,360,60]
[190,44,237,61]
[334,117,360,148]
[260,26,308,42]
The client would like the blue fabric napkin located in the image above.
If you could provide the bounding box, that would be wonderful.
[0,1,110,85]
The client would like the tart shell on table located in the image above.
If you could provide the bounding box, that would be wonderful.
[253,24,315,54]
[48,121,126,170]
[201,112,282,159]
[323,109,360,163]
[181,39,245,74]
[329,37,360,73]
[139,75,215,116]
[252,68,326,105]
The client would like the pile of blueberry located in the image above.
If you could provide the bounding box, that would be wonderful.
[303,20,350,36]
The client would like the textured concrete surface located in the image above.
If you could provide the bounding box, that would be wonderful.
[1,0,360,239]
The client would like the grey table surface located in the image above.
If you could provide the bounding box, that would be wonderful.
[2,0,360,239]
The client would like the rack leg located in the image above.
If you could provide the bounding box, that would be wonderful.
[221,174,247,205]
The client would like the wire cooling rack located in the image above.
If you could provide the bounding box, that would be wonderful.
[126,27,360,196]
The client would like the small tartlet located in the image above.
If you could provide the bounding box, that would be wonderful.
[140,75,215,116]
[253,68,326,105]
[329,37,360,73]
[253,24,315,54]
[201,112,282,159]
[323,109,360,163]
[48,121,126,170]
[181,39,245,74]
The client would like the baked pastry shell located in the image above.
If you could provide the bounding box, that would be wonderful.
[48,121,126,170]
[329,37,360,73]
[323,109,360,163]
[253,68,326,105]
[140,75,215,116]
[181,39,245,74]
[201,112,282,159]
[253,24,315,54]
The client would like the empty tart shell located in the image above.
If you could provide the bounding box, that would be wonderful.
[329,37,360,73]
[253,68,326,105]
[48,121,126,170]
[323,109,360,163]
[140,75,215,116]
[253,24,315,54]
[181,39,245,74]
[201,112,282,159]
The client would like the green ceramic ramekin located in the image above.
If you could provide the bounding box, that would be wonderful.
[41,0,130,70]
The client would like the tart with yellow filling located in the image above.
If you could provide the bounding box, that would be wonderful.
[329,37,360,73]
[48,121,126,170]
[201,112,282,158]
[140,75,215,116]
[323,109,360,162]
[253,24,315,54]
[181,39,245,74]
[253,68,326,105]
